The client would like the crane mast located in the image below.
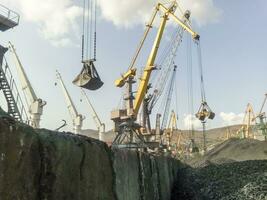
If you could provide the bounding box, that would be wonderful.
[56,70,84,134]
[9,42,46,128]
[81,89,105,141]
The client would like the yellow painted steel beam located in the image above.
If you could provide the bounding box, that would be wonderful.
[133,13,169,115]
[115,68,136,87]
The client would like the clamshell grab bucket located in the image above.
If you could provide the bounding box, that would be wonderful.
[73,60,103,90]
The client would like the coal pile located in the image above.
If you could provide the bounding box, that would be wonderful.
[172,160,267,200]
[189,138,267,167]
[171,138,267,200]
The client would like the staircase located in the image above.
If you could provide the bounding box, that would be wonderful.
[0,56,28,123]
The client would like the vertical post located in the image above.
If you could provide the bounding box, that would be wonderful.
[125,76,135,118]
[202,121,207,153]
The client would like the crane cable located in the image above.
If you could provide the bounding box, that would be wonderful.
[196,40,206,102]
[186,33,195,137]
[150,26,184,109]
[174,74,179,121]
[82,0,97,61]
[81,0,86,61]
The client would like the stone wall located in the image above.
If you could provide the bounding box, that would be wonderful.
[0,114,180,200]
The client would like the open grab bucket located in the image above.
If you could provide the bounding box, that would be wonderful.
[73,60,103,90]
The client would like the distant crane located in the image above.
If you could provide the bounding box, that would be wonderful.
[161,65,177,131]
[238,103,256,139]
[56,70,84,134]
[164,110,178,150]
[9,42,46,128]
[81,89,105,141]
[253,93,267,140]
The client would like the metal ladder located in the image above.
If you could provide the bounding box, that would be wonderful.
[0,55,28,123]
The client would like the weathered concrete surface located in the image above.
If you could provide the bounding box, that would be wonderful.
[112,149,141,200]
[0,112,180,200]
[0,118,41,200]
[37,130,116,200]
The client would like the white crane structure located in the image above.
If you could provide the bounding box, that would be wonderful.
[81,89,105,141]
[56,70,84,134]
[9,42,46,128]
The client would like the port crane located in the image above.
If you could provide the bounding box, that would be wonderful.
[9,42,46,128]
[238,103,256,139]
[164,110,178,150]
[111,1,199,148]
[56,70,84,134]
[81,89,105,141]
[253,93,267,140]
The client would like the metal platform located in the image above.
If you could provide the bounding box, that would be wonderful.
[0,4,19,31]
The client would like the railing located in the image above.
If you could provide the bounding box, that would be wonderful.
[0,4,20,25]
[1,57,28,123]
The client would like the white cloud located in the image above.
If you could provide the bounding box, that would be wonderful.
[97,0,222,28]
[183,114,202,130]
[3,0,221,45]
[220,112,244,125]
[179,0,222,26]
[98,0,153,28]
[3,0,82,47]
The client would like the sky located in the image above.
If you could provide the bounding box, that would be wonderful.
[0,0,267,132]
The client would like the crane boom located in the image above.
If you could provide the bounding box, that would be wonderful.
[56,70,83,134]
[259,93,267,114]
[161,65,177,130]
[9,42,46,128]
[81,89,105,140]
[115,2,199,117]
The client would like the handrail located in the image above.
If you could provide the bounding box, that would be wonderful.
[0,4,20,24]
[1,57,28,123]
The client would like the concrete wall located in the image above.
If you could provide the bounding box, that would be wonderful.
[0,115,180,200]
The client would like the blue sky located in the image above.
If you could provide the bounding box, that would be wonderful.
[0,0,267,131]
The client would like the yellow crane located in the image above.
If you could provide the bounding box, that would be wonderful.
[164,110,178,150]
[237,103,256,138]
[111,1,199,148]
